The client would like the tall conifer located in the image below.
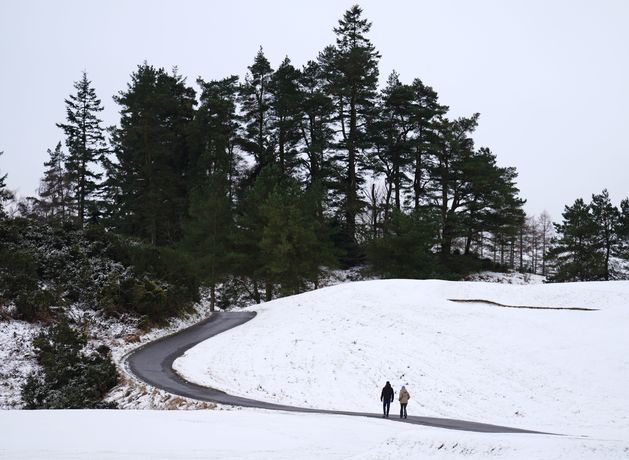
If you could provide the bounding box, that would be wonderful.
[56,72,107,226]
[320,5,380,243]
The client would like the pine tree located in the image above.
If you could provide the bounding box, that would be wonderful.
[319,5,380,244]
[110,64,196,245]
[0,151,14,218]
[298,60,336,222]
[548,198,603,281]
[269,57,302,175]
[56,72,107,226]
[367,71,415,221]
[192,75,242,199]
[590,189,620,280]
[258,179,334,296]
[425,114,479,256]
[408,78,447,209]
[183,180,233,312]
[35,142,73,222]
[239,48,274,173]
[183,75,241,311]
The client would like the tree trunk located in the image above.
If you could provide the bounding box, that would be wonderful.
[210,282,216,312]
[252,280,261,304]
[346,88,358,242]
[265,282,273,302]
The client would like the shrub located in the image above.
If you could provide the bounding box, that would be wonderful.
[21,320,118,409]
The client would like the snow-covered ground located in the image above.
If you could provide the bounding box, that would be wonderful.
[1,410,628,460]
[0,320,39,408]
[175,280,629,441]
[3,276,629,458]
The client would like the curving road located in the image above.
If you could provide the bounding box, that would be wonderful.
[127,311,549,434]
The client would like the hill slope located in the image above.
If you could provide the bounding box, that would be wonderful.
[174,279,629,438]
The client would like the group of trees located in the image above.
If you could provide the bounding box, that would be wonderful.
[6,5,626,310]
[9,5,528,307]
[548,190,629,281]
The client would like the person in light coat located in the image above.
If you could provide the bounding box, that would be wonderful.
[398,385,410,419]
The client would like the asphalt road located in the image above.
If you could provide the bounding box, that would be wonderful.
[127,311,549,434]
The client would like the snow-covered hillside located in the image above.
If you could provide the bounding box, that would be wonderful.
[175,280,629,439]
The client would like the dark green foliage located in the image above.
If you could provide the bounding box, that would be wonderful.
[56,72,107,226]
[21,320,118,409]
[234,166,335,302]
[0,218,198,324]
[239,48,275,170]
[12,5,545,315]
[298,60,335,191]
[366,209,439,278]
[548,198,605,281]
[109,64,196,245]
[269,57,303,174]
[548,190,628,282]
[258,180,335,295]
[319,5,380,243]
[181,182,233,312]
[590,190,620,280]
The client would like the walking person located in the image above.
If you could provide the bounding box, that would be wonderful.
[399,385,410,419]
[380,381,394,418]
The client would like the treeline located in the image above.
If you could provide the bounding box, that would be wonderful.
[3,6,625,318]
[8,6,529,309]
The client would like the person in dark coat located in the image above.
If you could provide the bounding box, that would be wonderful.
[380,381,394,417]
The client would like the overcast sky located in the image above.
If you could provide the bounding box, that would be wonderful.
[1,0,628,219]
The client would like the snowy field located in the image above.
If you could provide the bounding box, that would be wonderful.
[175,280,629,441]
[3,278,629,459]
[1,410,628,460]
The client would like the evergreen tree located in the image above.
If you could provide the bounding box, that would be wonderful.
[234,166,334,302]
[0,151,13,218]
[192,75,242,199]
[110,64,196,245]
[258,180,334,296]
[425,114,479,255]
[367,71,414,221]
[298,60,335,191]
[56,72,107,226]
[590,189,620,280]
[297,60,336,225]
[35,142,73,222]
[319,5,380,244]
[239,48,274,173]
[407,78,447,209]
[183,180,233,312]
[269,57,302,175]
[548,198,603,281]
[183,76,241,311]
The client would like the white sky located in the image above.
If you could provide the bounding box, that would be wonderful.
[1,0,628,219]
